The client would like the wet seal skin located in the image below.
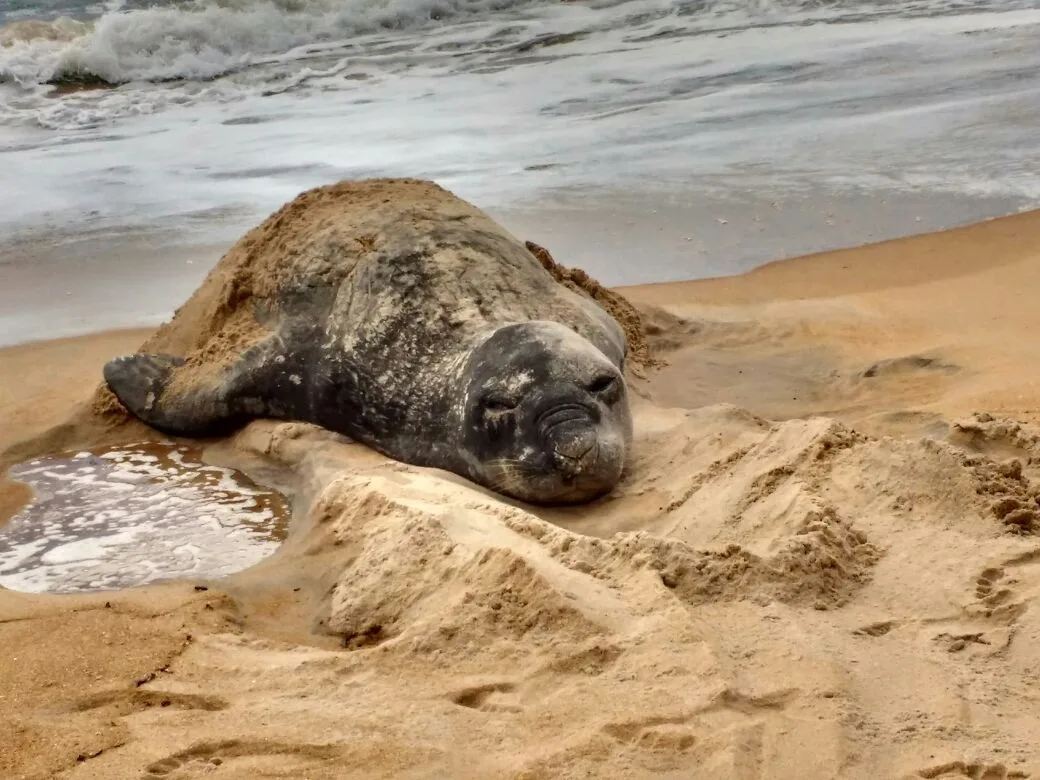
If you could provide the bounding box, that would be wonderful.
[102,178,633,505]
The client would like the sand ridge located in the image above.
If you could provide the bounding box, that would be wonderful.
[4,205,1040,777]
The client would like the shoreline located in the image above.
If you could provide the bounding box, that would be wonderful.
[2,188,1033,348]
[623,205,1040,304]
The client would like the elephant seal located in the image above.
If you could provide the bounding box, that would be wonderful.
[102,178,633,505]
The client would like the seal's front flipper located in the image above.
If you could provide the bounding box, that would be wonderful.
[104,353,184,428]
[103,352,239,436]
[103,331,308,436]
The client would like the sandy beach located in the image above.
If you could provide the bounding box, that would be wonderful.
[4,196,1040,779]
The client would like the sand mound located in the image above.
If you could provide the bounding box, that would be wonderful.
[288,402,1035,651]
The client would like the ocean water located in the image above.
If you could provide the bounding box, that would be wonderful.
[0,0,1038,293]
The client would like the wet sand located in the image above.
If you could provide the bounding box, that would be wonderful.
[1,187,1028,348]
[3,204,1040,778]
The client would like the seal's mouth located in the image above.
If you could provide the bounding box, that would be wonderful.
[555,440,596,466]
[482,433,623,505]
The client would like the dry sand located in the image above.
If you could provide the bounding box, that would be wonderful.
[4,203,1040,779]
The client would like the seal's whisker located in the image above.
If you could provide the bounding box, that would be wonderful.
[482,462,547,493]
[484,458,541,472]
[484,460,547,482]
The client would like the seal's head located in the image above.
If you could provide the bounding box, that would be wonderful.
[457,320,633,505]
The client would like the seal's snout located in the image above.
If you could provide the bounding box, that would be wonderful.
[538,400,600,477]
[552,428,598,477]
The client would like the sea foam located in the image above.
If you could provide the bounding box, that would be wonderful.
[0,0,542,87]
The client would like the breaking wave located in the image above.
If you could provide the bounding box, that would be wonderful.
[0,0,542,87]
[2,0,1027,89]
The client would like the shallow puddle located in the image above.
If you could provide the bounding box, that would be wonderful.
[0,442,289,594]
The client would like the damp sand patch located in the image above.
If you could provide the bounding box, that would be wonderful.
[0,442,289,594]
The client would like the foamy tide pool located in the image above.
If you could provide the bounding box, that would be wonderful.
[0,442,288,593]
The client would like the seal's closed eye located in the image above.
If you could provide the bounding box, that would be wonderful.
[587,374,616,394]
[587,375,622,406]
[482,394,517,414]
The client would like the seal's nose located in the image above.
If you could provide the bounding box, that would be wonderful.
[553,428,598,477]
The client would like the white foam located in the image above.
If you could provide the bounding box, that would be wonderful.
[0,0,546,87]
[0,536,48,572]
[40,530,140,564]
[0,443,288,594]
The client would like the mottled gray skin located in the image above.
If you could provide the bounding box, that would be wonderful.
[103,193,633,505]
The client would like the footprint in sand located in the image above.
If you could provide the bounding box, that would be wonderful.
[969,564,1027,625]
[599,688,797,755]
[976,567,1016,607]
[853,620,897,637]
[601,715,696,752]
[446,644,624,716]
[143,739,341,778]
[448,681,522,713]
[71,689,227,715]
[923,561,1033,657]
